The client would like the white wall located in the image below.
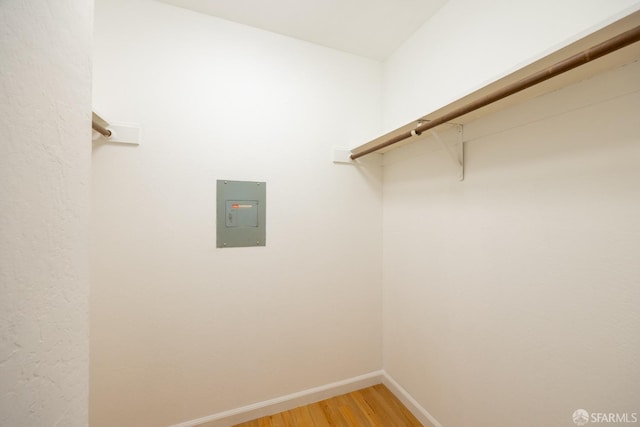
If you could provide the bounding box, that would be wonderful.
[382,6,640,426]
[0,1,92,426]
[383,0,640,130]
[91,1,383,426]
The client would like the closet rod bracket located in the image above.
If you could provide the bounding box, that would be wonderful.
[430,125,464,181]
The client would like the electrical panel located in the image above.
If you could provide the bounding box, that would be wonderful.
[216,180,266,248]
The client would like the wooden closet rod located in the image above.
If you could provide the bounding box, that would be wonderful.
[92,120,112,137]
[351,24,640,160]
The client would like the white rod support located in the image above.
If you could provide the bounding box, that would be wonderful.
[431,126,464,181]
[92,111,140,145]
[333,147,354,163]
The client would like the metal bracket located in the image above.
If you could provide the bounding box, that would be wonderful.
[430,125,464,181]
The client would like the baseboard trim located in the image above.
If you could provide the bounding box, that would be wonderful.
[381,370,443,427]
[169,370,384,427]
[169,370,443,427]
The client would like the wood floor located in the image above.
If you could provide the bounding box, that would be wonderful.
[232,384,423,427]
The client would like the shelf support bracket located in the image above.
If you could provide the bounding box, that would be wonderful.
[430,125,464,181]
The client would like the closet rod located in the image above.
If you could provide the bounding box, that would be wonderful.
[351,24,640,160]
[92,120,111,137]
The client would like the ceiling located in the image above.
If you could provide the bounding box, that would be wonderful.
[159,0,448,61]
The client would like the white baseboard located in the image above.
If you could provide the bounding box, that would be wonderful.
[381,370,443,427]
[169,369,443,427]
[169,370,384,427]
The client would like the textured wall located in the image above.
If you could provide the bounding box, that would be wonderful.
[91,1,383,426]
[0,1,92,426]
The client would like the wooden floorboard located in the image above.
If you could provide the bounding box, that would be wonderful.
[232,385,423,427]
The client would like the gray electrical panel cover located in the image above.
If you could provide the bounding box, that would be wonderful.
[217,180,266,248]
